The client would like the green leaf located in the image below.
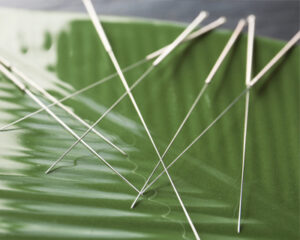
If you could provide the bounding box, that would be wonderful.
[0,9,299,240]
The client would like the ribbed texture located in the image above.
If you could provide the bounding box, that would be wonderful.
[0,10,299,240]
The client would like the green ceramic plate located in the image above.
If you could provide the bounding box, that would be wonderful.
[0,8,299,240]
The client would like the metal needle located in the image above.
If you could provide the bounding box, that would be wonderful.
[46,66,154,174]
[132,19,246,208]
[0,63,140,193]
[0,18,225,132]
[82,1,205,239]
[237,15,255,234]
[133,30,300,201]
[0,56,126,155]
[0,58,147,132]
[45,17,224,173]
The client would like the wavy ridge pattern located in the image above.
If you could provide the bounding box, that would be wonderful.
[0,9,299,240]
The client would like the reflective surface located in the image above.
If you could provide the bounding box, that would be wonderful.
[0,8,299,240]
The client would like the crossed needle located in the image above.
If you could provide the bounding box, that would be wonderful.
[0,5,299,238]
[237,15,255,234]
[0,17,225,132]
[0,63,140,193]
[131,19,246,208]
[125,30,300,212]
[79,1,207,238]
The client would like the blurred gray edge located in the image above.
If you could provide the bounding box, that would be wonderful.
[0,0,299,40]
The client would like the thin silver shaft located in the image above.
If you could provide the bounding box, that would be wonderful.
[48,14,222,168]
[83,1,201,238]
[130,29,300,198]
[47,12,223,193]
[141,88,249,193]
[237,15,255,234]
[0,57,126,155]
[163,84,208,157]
[237,90,250,233]
[131,83,207,209]
[132,20,246,208]
[46,66,154,174]
[0,17,223,132]
[0,58,147,131]
[0,64,139,193]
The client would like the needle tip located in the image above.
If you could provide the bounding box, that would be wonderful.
[130,203,136,209]
[121,150,128,156]
[131,194,142,209]
[237,220,241,233]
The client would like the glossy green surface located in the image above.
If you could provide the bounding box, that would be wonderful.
[0,9,299,240]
